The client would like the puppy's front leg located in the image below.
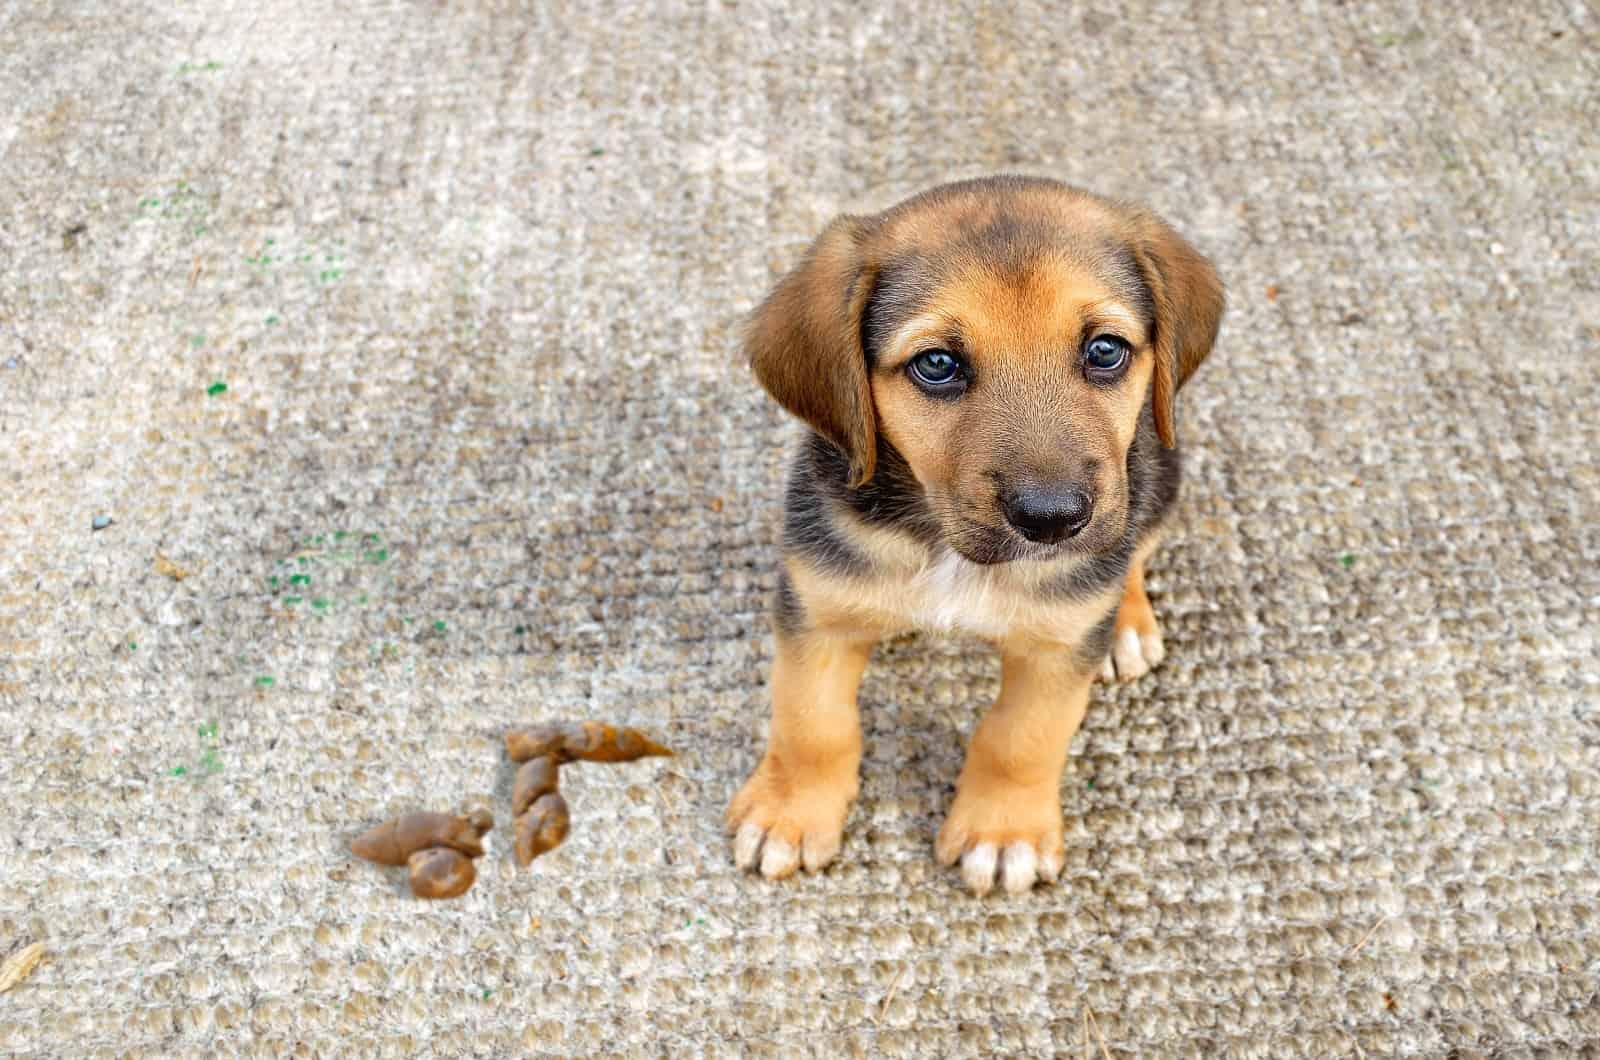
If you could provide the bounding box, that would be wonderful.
[727,631,875,879]
[936,647,1096,896]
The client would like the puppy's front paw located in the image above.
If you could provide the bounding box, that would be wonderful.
[726,757,855,880]
[935,777,1064,896]
[1100,594,1165,683]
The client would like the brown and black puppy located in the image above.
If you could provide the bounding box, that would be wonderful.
[729,176,1223,895]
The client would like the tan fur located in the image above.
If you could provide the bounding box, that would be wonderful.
[725,631,873,877]
[1134,218,1226,447]
[746,219,881,486]
[935,651,1094,871]
[868,257,1157,558]
[733,177,1223,893]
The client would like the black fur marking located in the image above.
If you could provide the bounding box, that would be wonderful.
[773,568,807,636]
[782,445,874,577]
[1042,545,1133,602]
[863,255,938,363]
[1106,242,1156,334]
[1076,606,1119,671]
[798,433,942,544]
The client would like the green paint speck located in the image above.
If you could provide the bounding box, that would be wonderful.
[198,749,224,773]
[268,575,279,589]
[356,593,369,605]
[1339,553,1356,569]
[513,625,528,635]
[284,595,302,606]
[364,548,388,563]
[128,641,138,651]
[480,989,492,1000]
[171,765,187,777]
[255,675,275,688]
[265,314,281,325]
[433,620,446,632]
[190,334,205,348]
[312,598,330,611]
[1086,780,1095,790]
[206,381,227,396]
[335,531,347,541]
[198,723,218,740]
[289,573,310,586]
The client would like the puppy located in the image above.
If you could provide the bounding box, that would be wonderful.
[729,176,1223,895]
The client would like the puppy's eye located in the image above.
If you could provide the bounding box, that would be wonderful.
[1083,335,1130,378]
[908,349,966,394]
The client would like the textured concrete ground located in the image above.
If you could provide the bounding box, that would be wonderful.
[2,1,1598,1056]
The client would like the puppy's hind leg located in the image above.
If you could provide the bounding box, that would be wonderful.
[1101,540,1167,683]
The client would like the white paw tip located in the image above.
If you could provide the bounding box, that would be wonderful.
[1141,630,1166,666]
[734,822,765,870]
[1038,848,1064,884]
[1113,628,1148,681]
[1099,655,1116,682]
[1000,841,1039,895]
[759,834,799,879]
[961,843,998,896]
[801,832,840,873]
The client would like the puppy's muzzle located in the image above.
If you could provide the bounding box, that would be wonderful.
[1000,482,1094,544]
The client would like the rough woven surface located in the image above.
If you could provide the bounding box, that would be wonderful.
[2,2,1597,1056]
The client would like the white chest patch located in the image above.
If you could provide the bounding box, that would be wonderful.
[908,553,1018,639]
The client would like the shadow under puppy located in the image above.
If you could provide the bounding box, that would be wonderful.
[730,175,1224,896]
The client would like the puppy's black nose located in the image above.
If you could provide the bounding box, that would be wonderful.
[1001,484,1093,544]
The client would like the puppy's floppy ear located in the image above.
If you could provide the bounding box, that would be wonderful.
[746,216,879,487]
[1134,217,1225,448]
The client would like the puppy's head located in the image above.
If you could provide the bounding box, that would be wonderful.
[747,176,1223,564]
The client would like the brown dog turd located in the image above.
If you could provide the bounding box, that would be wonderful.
[350,810,493,866]
[407,847,477,899]
[514,792,571,866]
[730,175,1224,896]
[511,756,561,817]
[505,722,673,765]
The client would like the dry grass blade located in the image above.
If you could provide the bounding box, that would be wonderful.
[1085,1006,1112,1060]
[0,942,46,993]
[875,965,907,1024]
[1347,917,1390,957]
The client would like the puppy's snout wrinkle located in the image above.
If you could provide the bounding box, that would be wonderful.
[1000,482,1094,544]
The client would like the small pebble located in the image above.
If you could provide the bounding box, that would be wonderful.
[91,516,113,531]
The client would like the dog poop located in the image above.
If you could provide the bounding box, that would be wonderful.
[350,810,494,866]
[514,792,571,867]
[512,756,560,816]
[505,720,672,868]
[352,809,493,900]
[408,847,477,900]
[505,721,673,765]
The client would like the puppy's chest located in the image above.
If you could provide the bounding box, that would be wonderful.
[886,554,1108,645]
